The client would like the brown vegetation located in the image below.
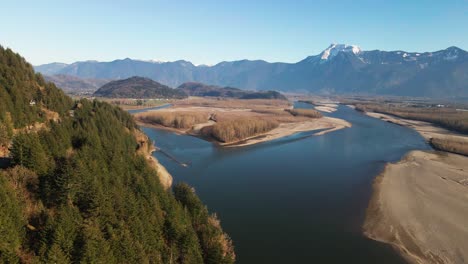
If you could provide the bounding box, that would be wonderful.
[100,98,171,110]
[285,109,323,118]
[136,111,208,129]
[429,137,468,156]
[251,109,288,115]
[173,97,290,110]
[1,166,41,220]
[355,104,468,134]
[133,98,351,146]
[211,118,279,143]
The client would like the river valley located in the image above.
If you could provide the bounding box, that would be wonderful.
[132,102,431,263]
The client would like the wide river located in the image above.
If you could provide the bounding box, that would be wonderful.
[132,102,430,263]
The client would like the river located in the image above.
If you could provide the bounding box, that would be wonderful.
[131,102,430,263]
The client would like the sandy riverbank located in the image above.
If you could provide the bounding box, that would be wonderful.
[361,109,468,263]
[133,129,173,189]
[222,116,351,147]
[297,100,339,113]
[147,155,173,189]
[364,111,467,142]
[363,150,468,264]
[314,103,339,113]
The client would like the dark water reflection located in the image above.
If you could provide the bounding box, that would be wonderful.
[140,102,430,264]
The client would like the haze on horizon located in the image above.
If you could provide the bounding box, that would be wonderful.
[1,0,467,65]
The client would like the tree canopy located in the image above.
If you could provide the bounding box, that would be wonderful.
[0,45,234,263]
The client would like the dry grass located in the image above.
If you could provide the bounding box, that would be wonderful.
[251,109,288,115]
[2,166,41,219]
[430,137,468,156]
[355,104,468,134]
[285,109,323,118]
[173,97,290,110]
[97,98,172,109]
[214,109,314,124]
[135,98,333,144]
[211,118,279,143]
[136,111,208,129]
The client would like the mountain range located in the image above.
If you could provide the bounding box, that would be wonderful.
[35,44,468,97]
[44,74,109,95]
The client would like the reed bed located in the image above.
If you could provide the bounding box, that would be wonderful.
[173,98,290,109]
[430,137,468,156]
[211,118,279,143]
[355,104,468,134]
[285,109,323,118]
[136,111,208,129]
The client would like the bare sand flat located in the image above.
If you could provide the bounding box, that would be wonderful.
[223,116,351,147]
[364,150,468,264]
[315,105,337,113]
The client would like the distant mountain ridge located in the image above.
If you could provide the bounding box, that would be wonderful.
[44,74,109,94]
[35,44,468,97]
[94,76,187,99]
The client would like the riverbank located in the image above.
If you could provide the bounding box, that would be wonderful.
[363,150,468,264]
[297,99,339,113]
[222,116,350,147]
[359,108,468,263]
[363,111,467,142]
[133,129,173,189]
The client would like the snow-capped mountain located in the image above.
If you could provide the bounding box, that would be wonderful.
[35,45,468,97]
[320,44,362,60]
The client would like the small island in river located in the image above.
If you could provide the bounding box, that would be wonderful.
[134,97,351,147]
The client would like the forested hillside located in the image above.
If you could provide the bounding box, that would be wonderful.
[94,77,187,99]
[178,82,287,100]
[0,46,234,263]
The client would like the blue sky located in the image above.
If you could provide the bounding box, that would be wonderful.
[1,0,467,65]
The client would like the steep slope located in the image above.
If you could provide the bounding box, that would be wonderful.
[178,82,287,100]
[94,76,187,99]
[36,45,468,97]
[0,46,234,263]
